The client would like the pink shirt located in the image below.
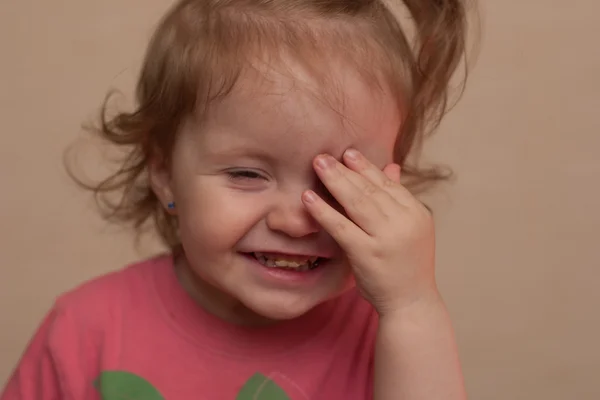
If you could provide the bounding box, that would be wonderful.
[1,254,377,399]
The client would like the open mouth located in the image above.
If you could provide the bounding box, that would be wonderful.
[245,252,327,272]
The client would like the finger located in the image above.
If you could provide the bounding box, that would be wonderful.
[383,163,401,184]
[342,148,396,189]
[313,154,388,235]
[301,189,369,251]
[383,164,429,211]
[344,149,413,203]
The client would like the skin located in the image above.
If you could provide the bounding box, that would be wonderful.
[304,151,467,399]
[150,57,466,399]
[150,59,400,324]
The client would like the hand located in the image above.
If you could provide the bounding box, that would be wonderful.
[302,149,439,316]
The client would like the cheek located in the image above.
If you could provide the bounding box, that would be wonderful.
[177,184,266,251]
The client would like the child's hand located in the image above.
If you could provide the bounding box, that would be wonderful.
[302,149,439,316]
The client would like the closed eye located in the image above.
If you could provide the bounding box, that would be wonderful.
[226,169,267,181]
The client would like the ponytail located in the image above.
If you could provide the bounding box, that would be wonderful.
[394,0,474,192]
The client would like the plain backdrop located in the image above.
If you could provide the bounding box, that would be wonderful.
[1,1,599,399]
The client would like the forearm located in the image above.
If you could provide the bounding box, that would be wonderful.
[373,295,467,400]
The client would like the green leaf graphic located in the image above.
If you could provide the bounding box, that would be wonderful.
[94,370,165,400]
[236,373,291,400]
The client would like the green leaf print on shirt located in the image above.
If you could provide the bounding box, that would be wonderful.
[94,371,166,400]
[236,373,291,400]
[94,371,291,400]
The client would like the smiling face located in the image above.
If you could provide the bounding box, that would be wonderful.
[151,58,401,325]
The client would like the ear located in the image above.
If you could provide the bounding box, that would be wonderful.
[149,154,176,215]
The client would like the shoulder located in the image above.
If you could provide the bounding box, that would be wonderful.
[50,253,172,331]
[44,254,173,378]
[2,255,174,398]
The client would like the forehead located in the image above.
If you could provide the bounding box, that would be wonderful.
[192,57,401,165]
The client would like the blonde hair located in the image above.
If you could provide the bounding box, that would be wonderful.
[67,0,475,249]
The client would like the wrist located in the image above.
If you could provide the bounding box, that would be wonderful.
[377,285,444,321]
[373,294,466,400]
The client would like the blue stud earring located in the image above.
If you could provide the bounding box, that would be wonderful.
[167,201,176,210]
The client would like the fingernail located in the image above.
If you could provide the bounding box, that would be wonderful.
[344,148,360,161]
[315,155,335,169]
[303,190,318,203]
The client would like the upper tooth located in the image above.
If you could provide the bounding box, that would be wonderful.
[254,252,318,268]
[274,260,304,268]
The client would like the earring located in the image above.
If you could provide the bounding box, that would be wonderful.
[167,201,176,210]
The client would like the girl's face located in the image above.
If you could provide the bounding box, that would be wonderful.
[151,59,401,325]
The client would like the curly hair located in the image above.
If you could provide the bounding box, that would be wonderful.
[66,0,476,249]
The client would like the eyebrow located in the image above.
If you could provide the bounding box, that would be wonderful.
[203,144,278,163]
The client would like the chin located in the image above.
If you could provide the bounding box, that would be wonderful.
[247,297,321,321]
[255,304,316,321]
[239,286,352,323]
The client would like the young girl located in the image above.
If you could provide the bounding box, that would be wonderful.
[2,0,473,399]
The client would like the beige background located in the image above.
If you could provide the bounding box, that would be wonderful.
[1,1,599,399]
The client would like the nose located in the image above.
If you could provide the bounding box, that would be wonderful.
[266,196,321,238]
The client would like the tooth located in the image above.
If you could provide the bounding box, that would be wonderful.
[252,252,324,271]
[274,260,303,268]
